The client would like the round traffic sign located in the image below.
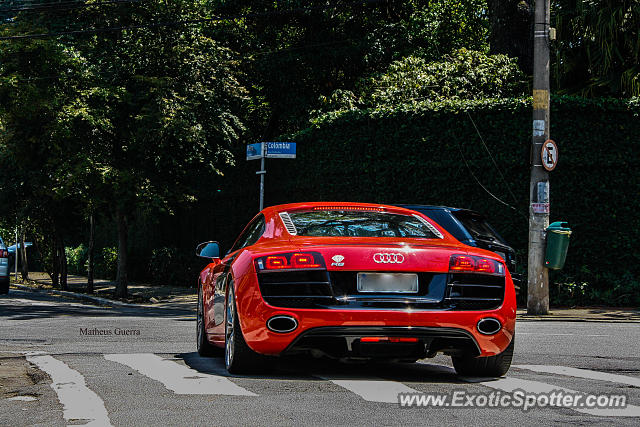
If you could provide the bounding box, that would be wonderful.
[541,139,558,171]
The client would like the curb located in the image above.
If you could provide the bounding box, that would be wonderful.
[10,283,142,308]
[516,316,640,323]
[9,283,639,322]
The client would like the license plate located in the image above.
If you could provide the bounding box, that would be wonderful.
[357,273,418,293]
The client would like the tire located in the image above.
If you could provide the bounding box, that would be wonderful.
[452,336,514,377]
[0,280,9,295]
[224,284,265,374]
[197,284,222,357]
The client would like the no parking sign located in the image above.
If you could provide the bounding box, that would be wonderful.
[541,140,558,171]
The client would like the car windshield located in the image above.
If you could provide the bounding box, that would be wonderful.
[453,211,506,244]
[287,210,440,238]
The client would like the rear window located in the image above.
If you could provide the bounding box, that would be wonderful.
[452,211,506,244]
[287,210,441,238]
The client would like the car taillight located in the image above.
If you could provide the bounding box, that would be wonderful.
[290,253,319,268]
[265,256,288,269]
[449,254,505,276]
[0,250,7,258]
[256,251,325,271]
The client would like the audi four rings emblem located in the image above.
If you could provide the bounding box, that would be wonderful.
[373,253,405,263]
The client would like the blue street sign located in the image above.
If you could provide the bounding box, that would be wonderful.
[246,142,263,160]
[265,142,296,159]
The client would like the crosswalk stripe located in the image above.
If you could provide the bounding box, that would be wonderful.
[318,376,418,403]
[104,353,256,396]
[464,376,640,417]
[26,354,113,427]
[514,364,640,388]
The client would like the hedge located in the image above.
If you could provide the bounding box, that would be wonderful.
[116,96,639,304]
[251,96,639,305]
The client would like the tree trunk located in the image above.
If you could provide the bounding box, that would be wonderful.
[20,228,29,280]
[115,208,128,298]
[87,212,95,294]
[57,234,68,290]
[50,232,60,287]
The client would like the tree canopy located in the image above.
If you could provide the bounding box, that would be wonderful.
[0,0,636,297]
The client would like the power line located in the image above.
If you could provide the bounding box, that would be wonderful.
[456,137,526,220]
[465,110,521,206]
[0,0,384,41]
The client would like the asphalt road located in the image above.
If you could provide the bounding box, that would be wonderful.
[1,289,639,426]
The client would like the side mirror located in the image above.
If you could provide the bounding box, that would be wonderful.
[196,241,220,259]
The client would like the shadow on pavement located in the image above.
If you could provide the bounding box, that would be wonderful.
[177,351,466,384]
[0,290,194,320]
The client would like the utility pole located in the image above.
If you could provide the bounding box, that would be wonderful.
[528,0,551,314]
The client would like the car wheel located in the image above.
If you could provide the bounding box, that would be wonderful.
[452,336,514,377]
[197,284,221,357]
[224,284,264,374]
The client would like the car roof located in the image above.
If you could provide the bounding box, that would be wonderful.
[264,202,422,216]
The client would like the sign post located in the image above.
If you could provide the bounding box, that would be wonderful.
[14,223,18,281]
[247,142,297,211]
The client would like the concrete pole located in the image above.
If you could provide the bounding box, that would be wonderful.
[527,0,551,314]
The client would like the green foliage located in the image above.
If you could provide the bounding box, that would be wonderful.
[93,247,117,281]
[313,50,527,117]
[215,0,490,137]
[65,244,88,276]
[148,247,203,287]
[553,0,640,97]
[64,244,118,280]
[271,96,640,306]
[552,273,640,307]
[361,49,528,107]
[0,1,248,291]
[487,0,533,74]
[406,0,489,60]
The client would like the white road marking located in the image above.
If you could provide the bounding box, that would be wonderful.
[515,365,640,388]
[7,396,37,402]
[518,333,609,337]
[319,376,418,403]
[464,376,640,417]
[104,353,256,396]
[26,354,112,427]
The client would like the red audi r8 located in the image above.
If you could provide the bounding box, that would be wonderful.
[196,202,516,376]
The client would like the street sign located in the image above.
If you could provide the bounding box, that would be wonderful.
[246,141,297,210]
[541,139,558,171]
[532,203,550,214]
[246,143,263,160]
[265,142,296,158]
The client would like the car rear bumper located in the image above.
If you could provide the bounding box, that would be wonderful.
[236,272,516,358]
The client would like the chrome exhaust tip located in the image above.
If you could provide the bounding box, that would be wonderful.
[266,315,298,333]
[477,317,502,335]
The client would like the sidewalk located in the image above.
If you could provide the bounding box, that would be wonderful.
[516,307,640,322]
[10,272,197,309]
[10,272,640,322]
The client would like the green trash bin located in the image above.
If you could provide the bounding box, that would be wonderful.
[545,221,572,270]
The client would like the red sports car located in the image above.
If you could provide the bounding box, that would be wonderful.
[196,202,516,376]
